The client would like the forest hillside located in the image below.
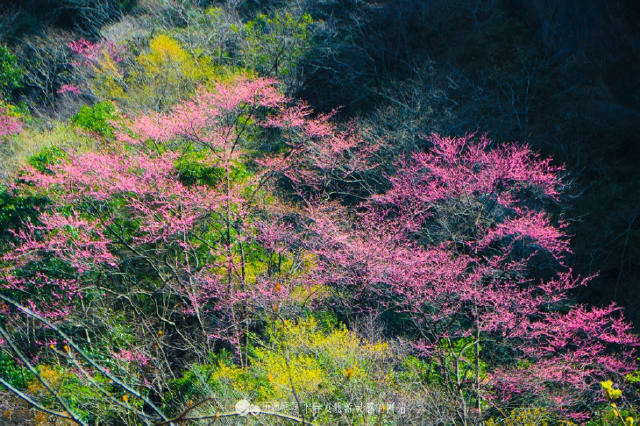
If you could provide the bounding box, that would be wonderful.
[1,1,639,424]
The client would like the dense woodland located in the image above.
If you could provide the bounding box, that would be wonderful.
[0,0,639,424]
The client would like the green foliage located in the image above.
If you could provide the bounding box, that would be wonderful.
[118,0,137,12]
[27,145,67,172]
[166,6,238,64]
[81,307,138,364]
[72,101,118,138]
[0,121,95,182]
[238,11,316,82]
[427,337,488,386]
[0,351,31,389]
[0,45,23,96]
[626,360,640,388]
[175,149,225,187]
[0,100,29,119]
[0,185,47,252]
[26,364,135,424]
[589,402,638,426]
[164,358,228,415]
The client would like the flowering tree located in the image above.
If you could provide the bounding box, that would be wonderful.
[0,76,375,421]
[304,133,638,421]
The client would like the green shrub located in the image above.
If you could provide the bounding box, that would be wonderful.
[0,45,23,96]
[72,101,118,137]
[27,145,67,172]
[25,364,134,424]
[175,149,226,187]
[0,352,31,389]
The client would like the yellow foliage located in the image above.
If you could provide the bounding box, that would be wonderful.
[486,407,550,426]
[208,317,392,406]
[291,284,329,302]
[33,409,75,426]
[92,51,125,100]
[240,253,269,285]
[601,379,623,400]
[300,251,317,272]
[93,33,247,111]
[27,365,65,395]
[344,367,354,380]
[254,317,389,398]
[268,352,323,395]
[138,34,189,70]
[34,410,51,425]
[210,361,269,397]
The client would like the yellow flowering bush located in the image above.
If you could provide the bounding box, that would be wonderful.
[486,407,550,426]
[596,380,638,426]
[602,380,624,401]
[92,34,244,111]
[167,316,406,423]
[251,317,391,400]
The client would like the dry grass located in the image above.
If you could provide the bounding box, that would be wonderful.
[0,121,96,183]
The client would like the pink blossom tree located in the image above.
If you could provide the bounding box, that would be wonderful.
[68,39,123,68]
[303,133,638,421]
[1,76,372,397]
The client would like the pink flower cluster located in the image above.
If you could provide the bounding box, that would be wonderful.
[0,107,22,138]
[57,84,81,95]
[113,349,150,367]
[68,38,123,68]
